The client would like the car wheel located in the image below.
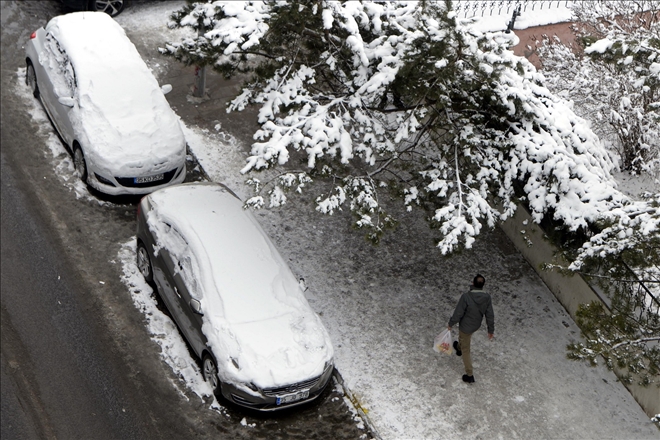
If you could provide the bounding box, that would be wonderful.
[89,0,126,17]
[73,145,88,183]
[202,353,220,395]
[26,61,39,99]
[136,241,153,284]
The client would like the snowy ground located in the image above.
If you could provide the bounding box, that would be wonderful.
[14,1,659,439]
[137,120,660,439]
[154,118,659,440]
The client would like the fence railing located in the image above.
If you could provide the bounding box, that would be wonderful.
[452,0,572,18]
[614,264,660,323]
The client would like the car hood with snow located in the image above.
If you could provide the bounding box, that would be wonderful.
[145,183,334,389]
[44,12,185,175]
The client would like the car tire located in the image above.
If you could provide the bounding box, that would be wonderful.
[26,61,39,99]
[202,353,220,395]
[136,241,154,284]
[89,0,127,17]
[73,144,88,183]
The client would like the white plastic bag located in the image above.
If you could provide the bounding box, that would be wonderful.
[433,329,453,355]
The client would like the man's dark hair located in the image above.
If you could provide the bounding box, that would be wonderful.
[473,274,485,289]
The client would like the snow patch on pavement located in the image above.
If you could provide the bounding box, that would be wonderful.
[179,124,249,199]
[117,238,222,411]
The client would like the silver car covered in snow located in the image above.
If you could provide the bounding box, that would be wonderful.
[25,12,186,195]
[136,183,334,410]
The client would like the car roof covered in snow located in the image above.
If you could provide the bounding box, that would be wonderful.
[145,182,333,386]
[146,182,309,324]
[45,12,157,104]
[44,12,184,168]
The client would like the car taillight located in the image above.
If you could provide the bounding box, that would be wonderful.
[30,31,37,39]
[137,199,142,218]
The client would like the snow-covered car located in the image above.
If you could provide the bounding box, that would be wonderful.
[135,183,335,410]
[25,12,186,196]
[60,0,128,17]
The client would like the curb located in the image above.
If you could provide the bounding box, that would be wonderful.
[185,142,213,183]
[332,369,382,440]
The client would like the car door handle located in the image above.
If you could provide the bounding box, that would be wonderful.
[174,287,181,298]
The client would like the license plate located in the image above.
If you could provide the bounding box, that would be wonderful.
[276,390,309,405]
[135,173,164,184]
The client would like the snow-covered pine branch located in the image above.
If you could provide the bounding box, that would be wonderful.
[164,1,653,258]
[569,194,660,271]
[568,297,659,387]
[611,336,660,350]
[538,1,659,275]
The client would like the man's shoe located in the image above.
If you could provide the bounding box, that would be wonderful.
[462,375,475,383]
[453,341,462,356]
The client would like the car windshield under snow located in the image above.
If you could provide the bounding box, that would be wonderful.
[44,12,184,163]
[147,185,309,325]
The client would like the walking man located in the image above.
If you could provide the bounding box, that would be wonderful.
[447,274,494,383]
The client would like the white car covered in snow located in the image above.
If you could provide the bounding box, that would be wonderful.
[25,12,186,195]
[135,183,334,410]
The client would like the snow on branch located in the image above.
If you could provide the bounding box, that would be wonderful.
[164,0,658,259]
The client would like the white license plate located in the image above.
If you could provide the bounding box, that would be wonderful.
[135,173,164,184]
[276,390,309,405]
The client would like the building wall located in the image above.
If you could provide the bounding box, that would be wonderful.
[511,21,579,69]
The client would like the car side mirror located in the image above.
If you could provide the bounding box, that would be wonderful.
[58,96,75,107]
[190,298,203,315]
[161,84,172,95]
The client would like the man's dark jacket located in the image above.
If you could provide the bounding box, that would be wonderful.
[448,289,494,334]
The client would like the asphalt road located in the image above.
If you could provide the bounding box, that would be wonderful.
[1,152,148,440]
[1,1,370,439]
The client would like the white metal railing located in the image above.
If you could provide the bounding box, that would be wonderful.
[451,0,572,18]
